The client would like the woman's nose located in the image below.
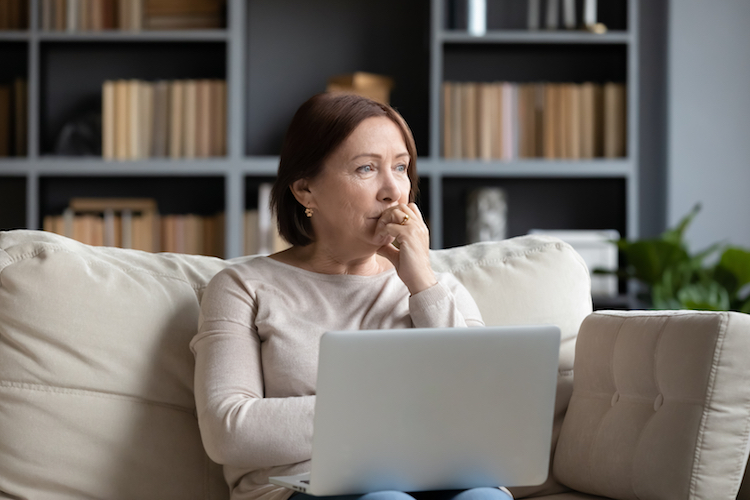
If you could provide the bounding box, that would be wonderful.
[378,170,402,202]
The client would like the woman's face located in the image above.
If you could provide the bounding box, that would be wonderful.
[303,116,412,251]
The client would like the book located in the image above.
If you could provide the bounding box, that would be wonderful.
[169,80,184,158]
[127,79,141,159]
[196,79,211,158]
[12,77,28,155]
[102,80,115,159]
[151,80,169,157]
[54,0,65,31]
[491,82,503,159]
[562,0,575,30]
[543,84,556,159]
[545,0,558,30]
[450,81,462,159]
[139,81,154,159]
[477,83,493,161]
[500,82,515,161]
[517,83,536,158]
[603,82,626,158]
[0,85,9,157]
[144,0,225,30]
[442,81,452,158]
[114,80,130,160]
[461,82,477,159]
[579,82,595,159]
[568,83,581,159]
[527,0,540,30]
[183,79,197,159]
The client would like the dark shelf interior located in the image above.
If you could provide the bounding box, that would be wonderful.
[444,43,627,83]
[39,42,226,155]
[441,176,627,248]
[0,176,26,230]
[245,0,431,157]
[0,42,26,84]
[39,176,226,223]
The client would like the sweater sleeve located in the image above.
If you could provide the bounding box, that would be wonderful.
[190,267,315,470]
[408,273,485,328]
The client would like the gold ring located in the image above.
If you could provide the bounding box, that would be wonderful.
[400,215,410,225]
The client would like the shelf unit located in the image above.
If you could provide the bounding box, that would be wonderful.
[428,0,638,248]
[1,0,638,259]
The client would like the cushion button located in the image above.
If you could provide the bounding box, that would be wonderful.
[611,392,619,406]
[654,394,664,411]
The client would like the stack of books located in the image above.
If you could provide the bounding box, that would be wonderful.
[40,0,225,31]
[144,0,225,30]
[0,0,29,29]
[102,79,227,160]
[160,212,224,257]
[42,197,225,257]
[442,81,626,160]
[0,78,28,158]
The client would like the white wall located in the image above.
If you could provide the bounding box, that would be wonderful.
[668,0,750,251]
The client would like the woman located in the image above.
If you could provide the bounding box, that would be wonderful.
[190,93,512,500]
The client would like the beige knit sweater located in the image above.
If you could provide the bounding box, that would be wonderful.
[190,257,484,500]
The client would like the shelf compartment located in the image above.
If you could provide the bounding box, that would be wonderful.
[245,0,431,157]
[39,175,225,219]
[441,176,626,248]
[0,176,26,230]
[443,43,627,82]
[39,41,226,156]
[0,41,28,158]
[443,0,628,32]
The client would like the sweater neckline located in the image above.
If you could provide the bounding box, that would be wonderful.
[259,255,398,281]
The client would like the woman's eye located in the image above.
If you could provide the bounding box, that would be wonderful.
[395,164,407,173]
[357,165,373,173]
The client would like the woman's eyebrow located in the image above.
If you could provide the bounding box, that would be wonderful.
[351,152,410,161]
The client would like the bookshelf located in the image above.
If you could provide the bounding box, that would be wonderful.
[0,0,639,260]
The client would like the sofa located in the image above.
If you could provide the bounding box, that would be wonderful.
[0,229,749,500]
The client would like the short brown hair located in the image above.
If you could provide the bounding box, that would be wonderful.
[271,92,419,247]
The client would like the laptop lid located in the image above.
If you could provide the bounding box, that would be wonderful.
[307,325,561,496]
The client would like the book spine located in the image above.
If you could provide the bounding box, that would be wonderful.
[102,80,115,159]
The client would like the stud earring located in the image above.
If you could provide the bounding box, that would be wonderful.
[305,207,313,218]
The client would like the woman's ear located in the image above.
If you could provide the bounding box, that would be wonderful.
[291,178,314,208]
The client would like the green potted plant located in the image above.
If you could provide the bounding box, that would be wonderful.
[601,204,750,311]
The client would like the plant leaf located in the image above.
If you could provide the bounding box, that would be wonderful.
[662,203,701,245]
[719,247,750,288]
[622,240,689,286]
[677,282,730,311]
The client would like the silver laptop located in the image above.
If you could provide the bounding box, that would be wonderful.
[270,325,561,496]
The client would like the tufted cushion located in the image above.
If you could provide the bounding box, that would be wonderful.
[554,310,750,500]
[0,230,591,499]
[431,237,593,497]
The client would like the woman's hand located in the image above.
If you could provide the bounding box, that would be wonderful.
[376,202,438,295]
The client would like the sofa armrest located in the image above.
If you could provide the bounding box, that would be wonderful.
[553,310,750,500]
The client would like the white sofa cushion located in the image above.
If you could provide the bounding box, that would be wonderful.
[554,310,750,500]
[0,230,233,499]
[430,238,593,498]
[0,230,591,499]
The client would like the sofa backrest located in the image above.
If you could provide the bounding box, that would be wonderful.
[430,237,593,498]
[0,230,592,499]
